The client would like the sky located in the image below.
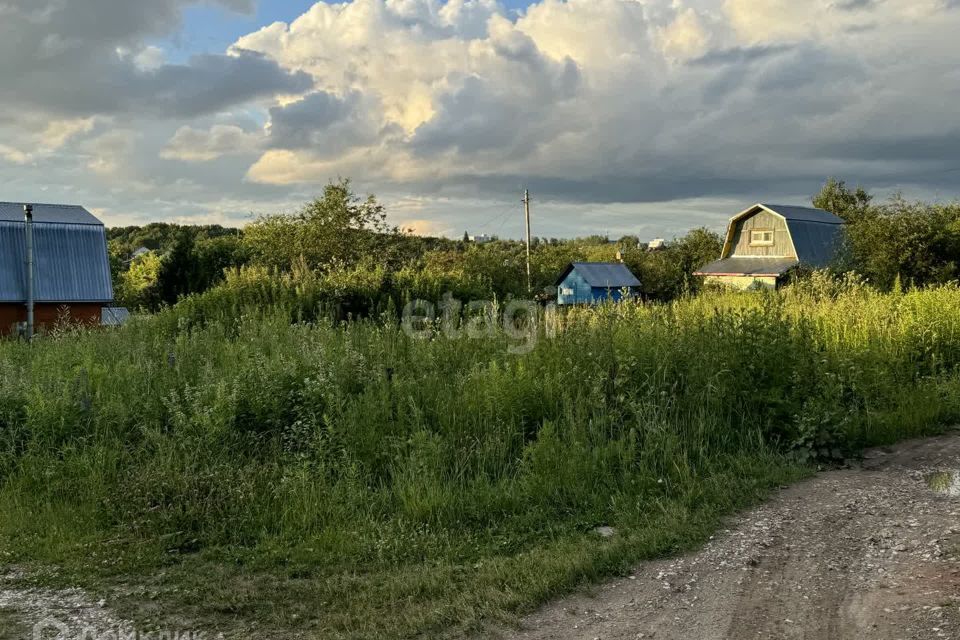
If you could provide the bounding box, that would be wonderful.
[2,0,960,240]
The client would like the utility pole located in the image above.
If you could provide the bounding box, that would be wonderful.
[523,189,532,293]
[24,204,34,342]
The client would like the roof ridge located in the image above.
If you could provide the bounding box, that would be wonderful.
[760,202,827,209]
[0,201,86,208]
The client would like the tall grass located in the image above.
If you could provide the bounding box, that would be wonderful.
[0,283,959,637]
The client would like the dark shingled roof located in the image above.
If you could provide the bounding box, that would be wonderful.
[556,262,641,288]
[695,257,800,277]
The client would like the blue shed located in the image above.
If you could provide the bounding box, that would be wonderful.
[555,262,641,305]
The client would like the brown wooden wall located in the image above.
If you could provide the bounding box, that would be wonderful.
[0,303,102,336]
[729,211,796,257]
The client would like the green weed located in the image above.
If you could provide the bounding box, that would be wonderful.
[0,284,958,637]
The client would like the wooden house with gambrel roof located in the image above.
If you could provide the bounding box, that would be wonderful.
[694,204,845,289]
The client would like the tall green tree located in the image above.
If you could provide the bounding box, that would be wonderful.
[156,229,201,306]
[116,251,163,309]
[813,178,873,221]
[244,178,395,271]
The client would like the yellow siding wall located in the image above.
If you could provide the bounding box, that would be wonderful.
[705,275,778,290]
[729,211,795,257]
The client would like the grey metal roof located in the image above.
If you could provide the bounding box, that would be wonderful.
[0,202,103,225]
[761,204,844,225]
[695,257,800,276]
[556,262,641,288]
[788,220,845,267]
[0,221,114,302]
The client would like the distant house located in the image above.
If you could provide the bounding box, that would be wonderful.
[694,204,845,289]
[556,262,641,305]
[469,234,493,244]
[0,202,113,335]
[101,307,131,327]
[647,238,666,251]
[131,246,152,260]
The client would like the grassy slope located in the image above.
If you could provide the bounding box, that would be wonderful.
[1,284,960,638]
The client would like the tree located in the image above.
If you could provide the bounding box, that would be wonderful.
[244,178,395,272]
[812,179,960,289]
[156,229,202,307]
[812,178,873,221]
[116,251,163,309]
[192,235,249,292]
[674,227,723,272]
[621,228,723,301]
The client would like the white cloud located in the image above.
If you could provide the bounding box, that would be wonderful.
[4,0,960,237]
[42,118,96,149]
[0,144,33,165]
[0,116,95,166]
[161,124,263,162]
[133,45,166,71]
[83,129,140,176]
[657,8,711,60]
[230,0,960,207]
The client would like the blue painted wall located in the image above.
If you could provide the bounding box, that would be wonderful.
[557,269,636,305]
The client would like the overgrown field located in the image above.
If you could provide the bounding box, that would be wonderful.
[1,283,960,638]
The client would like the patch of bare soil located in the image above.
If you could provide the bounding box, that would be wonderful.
[0,568,130,639]
[509,432,960,640]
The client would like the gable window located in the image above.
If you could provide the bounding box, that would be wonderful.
[750,229,774,246]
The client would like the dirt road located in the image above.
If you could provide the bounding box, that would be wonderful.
[512,433,960,640]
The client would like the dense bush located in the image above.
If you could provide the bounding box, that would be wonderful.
[815,178,960,289]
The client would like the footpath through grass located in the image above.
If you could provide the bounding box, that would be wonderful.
[1,283,960,637]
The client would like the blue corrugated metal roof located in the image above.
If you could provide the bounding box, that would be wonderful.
[556,262,641,288]
[788,220,845,267]
[761,204,844,225]
[0,202,103,225]
[695,257,799,276]
[0,221,113,302]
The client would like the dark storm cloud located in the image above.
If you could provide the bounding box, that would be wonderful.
[387,170,830,208]
[125,51,311,118]
[0,0,305,119]
[410,59,580,157]
[6,50,311,119]
[411,76,532,155]
[0,0,254,48]
[264,90,395,156]
[816,131,960,164]
[267,91,361,149]
[688,44,794,67]
[753,46,866,92]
